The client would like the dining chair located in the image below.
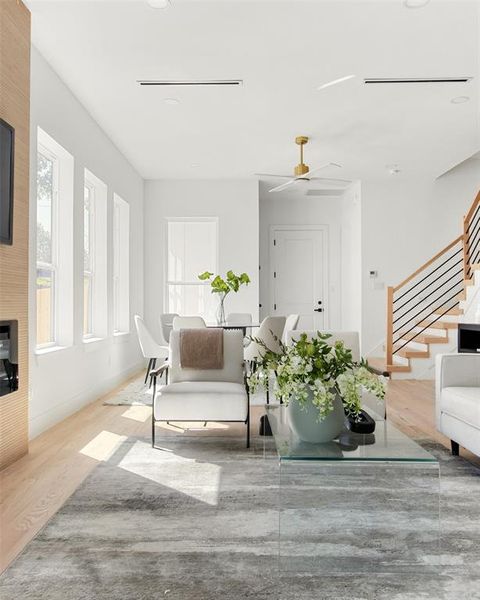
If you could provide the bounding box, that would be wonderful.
[159,313,178,343]
[244,316,286,362]
[282,314,300,344]
[172,316,207,330]
[245,316,286,404]
[134,315,169,384]
[226,313,252,326]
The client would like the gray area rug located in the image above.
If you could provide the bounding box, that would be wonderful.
[1,430,480,599]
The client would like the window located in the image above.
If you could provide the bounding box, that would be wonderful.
[36,128,74,350]
[36,148,58,346]
[83,183,94,337]
[113,194,130,333]
[83,170,107,340]
[166,219,218,319]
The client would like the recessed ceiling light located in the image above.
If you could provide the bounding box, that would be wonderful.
[191,163,200,168]
[386,164,401,175]
[318,75,355,90]
[147,0,170,8]
[164,98,180,105]
[451,96,470,104]
[403,0,430,8]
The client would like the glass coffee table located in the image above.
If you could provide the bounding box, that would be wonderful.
[266,405,440,575]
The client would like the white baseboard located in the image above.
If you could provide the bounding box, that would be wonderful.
[29,361,145,440]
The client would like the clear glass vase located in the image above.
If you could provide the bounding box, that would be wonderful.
[216,294,227,326]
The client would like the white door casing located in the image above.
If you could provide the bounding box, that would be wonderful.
[270,226,329,331]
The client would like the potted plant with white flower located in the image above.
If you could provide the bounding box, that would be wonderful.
[248,332,386,443]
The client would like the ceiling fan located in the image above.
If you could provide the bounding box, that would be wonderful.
[256,136,351,193]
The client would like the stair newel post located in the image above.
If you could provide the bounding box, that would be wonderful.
[386,286,394,367]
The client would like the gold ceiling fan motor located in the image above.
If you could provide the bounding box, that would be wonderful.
[294,136,310,177]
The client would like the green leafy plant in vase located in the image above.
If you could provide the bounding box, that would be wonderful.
[248,332,386,443]
[198,270,250,325]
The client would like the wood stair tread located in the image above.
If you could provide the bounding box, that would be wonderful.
[432,307,462,316]
[396,348,430,359]
[386,363,412,373]
[413,334,449,345]
[417,320,457,330]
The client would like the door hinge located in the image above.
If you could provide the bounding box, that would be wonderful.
[273,271,276,278]
[274,303,277,310]
[273,239,276,246]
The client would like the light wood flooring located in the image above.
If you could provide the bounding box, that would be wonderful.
[0,374,478,574]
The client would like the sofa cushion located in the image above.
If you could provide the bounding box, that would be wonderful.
[154,381,248,421]
[440,386,480,429]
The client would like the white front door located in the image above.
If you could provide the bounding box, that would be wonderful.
[272,228,326,331]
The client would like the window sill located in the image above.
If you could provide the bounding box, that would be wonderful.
[34,345,68,356]
[82,337,107,352]
[113,331,130,344]
[82,336,105,345]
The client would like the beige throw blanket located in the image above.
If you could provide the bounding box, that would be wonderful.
[179,328,224,370]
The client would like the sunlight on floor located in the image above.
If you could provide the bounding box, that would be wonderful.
[118,440,221,506]
[121,405,151,422]
[79,431,127,461]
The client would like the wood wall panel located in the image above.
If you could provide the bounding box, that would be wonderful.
[0,0,31,469]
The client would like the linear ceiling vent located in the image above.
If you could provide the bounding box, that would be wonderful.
[364,77,473,84]
[306,189,345,197]
[137,79,243,87]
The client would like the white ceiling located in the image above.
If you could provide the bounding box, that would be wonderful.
[27,0,480,181]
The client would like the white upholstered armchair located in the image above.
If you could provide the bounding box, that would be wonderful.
[435,353,480,457]
[150,329,250,448]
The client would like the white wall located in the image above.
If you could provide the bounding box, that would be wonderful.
[361,159,480,355]
[341,182,362,336]
[259,183,343,330]
[144,179,259,334]
[29,47,144,438]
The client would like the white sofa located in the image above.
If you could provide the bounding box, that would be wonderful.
[435,353,480,457]
[151,329,250,448]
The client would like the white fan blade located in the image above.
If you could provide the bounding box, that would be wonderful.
[309,177,352,185]
[255,173,291,178]
[305,162,342,177]
[268,178,297,193]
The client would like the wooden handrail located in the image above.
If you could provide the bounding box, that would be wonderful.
[464,190,480,227]
[393,235,463,292]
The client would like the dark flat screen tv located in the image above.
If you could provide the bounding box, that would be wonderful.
[0,118,14,245]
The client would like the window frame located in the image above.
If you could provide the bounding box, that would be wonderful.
[36,144,60,349]
[164,217,219,318]
[83,181,96,339]
[113,194,130,335]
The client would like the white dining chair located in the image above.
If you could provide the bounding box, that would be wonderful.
[244,316,286,362]
[226,313,252,326]
[245,316,286,404]
[159,313,178,343]
[134,315,169,384]
[172,316,207,330]
[282,314,300,344]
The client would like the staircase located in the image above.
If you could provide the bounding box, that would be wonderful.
[382,190,480,379]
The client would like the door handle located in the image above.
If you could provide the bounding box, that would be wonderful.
[314,308,323,313]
